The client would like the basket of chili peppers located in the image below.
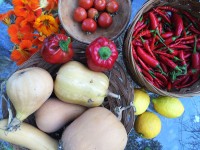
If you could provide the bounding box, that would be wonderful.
[123,0,200,97]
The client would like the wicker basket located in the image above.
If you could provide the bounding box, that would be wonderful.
[1,40,135,149]
[123,0,200,97]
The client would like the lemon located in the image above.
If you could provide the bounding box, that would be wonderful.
[152,96,184,118]
[133,88,150,115]
[134,112,161,139]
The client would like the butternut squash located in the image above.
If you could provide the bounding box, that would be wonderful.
[61,107,128,150]
[35,98,87,133]
[6,67,53,125]
[54,61,119,107]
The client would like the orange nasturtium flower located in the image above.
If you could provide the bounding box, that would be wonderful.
[0,10,14,26]
[11,40,38,65]
[13,0,42,22]
[33,14,59,36]
[8,24,34,44]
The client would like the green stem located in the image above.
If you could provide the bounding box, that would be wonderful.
[98,47,112,60]
[59,37,71,52]
[193,36,197,54]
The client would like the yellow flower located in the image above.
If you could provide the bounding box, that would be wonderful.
[33,14,58,36]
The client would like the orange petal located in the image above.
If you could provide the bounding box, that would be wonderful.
[19,40,32,49]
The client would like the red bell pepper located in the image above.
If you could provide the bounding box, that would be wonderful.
[86,36,118,72]
[41,34,74,64]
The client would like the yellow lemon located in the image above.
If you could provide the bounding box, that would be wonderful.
[134,88,150,115]
[152,96,184,118]
[134,112,161,139]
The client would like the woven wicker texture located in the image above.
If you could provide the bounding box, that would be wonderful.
[123,0,200,97]
[11,39,135,135]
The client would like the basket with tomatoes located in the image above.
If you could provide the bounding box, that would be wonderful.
[123,0,200,97]
[58,0,131,44]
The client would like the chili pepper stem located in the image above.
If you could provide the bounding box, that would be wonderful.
[107,90,121,100]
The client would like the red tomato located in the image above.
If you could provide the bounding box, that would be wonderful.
[94,0,106,11]
[73,7,87,22]
[78,0,94,10]
[87,8,99,19]
[82,18,97,33]
[106,1,119,13]
[98,12,112,28]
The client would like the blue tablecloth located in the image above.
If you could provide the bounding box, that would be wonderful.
[1,0,200,150]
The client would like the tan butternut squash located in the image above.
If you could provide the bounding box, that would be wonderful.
[61,107,128,150]
[35,98,87,133]
[6,67,53,123]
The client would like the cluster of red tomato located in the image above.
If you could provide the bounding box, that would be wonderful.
[73,0,119,33]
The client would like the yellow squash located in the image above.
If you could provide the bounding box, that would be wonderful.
[0,119,58,150]
[54,61,113,107]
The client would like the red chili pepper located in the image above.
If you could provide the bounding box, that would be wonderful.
[168,49,179,56]
[131,46,138,62]
[171,13,184,37]
[136,65,142,74]
[132,39,143,47]
[197,42,200,50]
[180,39,195,45]
[156,36,177,49]
[184,52,192,59]
[153,77,165,88]
[179,50,187,66]
[41,34,74,64]
[161,32,173,39]
[169,44,191,49]
[167,82,172,91]
[132,23,147,38]
[176,35,196,43]
[136,46,164,73]
[135,30,154,39]
[154,72,168,84]
[157,6,178,13]
[173,69,199,87]
[192,36,200,70]
[160,62,168,73]
[134,17,145,30]
[175,74,199,89]
[159,55,182,72]
[153,8,171,23]
[180,75,191,86]
[142,69,154,82]
[86,36,118,72]
[149,12,159,30]
[140,37,156,59]
[154,51,180,61]
[189,25,200,34]
[150,35,156,50]
[138,57,154,74]
[181,10,200,28]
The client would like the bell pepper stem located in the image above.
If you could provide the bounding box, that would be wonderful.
[107,90,121,100]
[98,47,112,60]
[59,37,71,52]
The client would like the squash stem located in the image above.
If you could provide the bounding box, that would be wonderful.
[6,117,21,131]
[107,91,120,100]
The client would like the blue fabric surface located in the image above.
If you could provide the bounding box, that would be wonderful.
[1,0,200,150]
